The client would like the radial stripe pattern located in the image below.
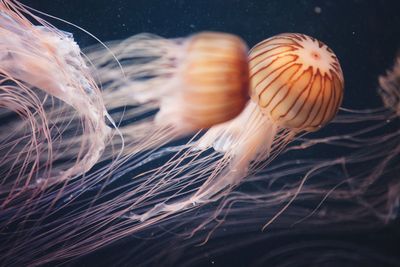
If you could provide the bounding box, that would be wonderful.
[249,33,344,131]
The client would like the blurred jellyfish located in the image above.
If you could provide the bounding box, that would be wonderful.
[62,31,250,159]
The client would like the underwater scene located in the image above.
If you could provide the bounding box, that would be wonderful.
[1,0,400,266]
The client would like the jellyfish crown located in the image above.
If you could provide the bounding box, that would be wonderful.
[154,32,250,132]
[178,32,250,129]
[249,33,344,132]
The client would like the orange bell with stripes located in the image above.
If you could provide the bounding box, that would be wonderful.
[249,33,344,132]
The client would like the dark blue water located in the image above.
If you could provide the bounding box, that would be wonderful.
[17,1,400,266]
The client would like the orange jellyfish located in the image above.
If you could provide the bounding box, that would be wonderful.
[82,31,249,156]
[201,54,400,237]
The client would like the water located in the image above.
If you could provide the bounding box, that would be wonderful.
[6,0,400,266]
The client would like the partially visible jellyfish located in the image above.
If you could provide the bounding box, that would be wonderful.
[0,0,111,201]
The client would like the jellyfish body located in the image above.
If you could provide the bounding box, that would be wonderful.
[249,33,344,131]
[84,31,249,156]
[155,32,249,130]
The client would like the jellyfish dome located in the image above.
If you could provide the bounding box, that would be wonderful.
[250,33,344,131]
[155,32,249,130]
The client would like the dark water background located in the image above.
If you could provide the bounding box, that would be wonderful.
[18,0,400,266]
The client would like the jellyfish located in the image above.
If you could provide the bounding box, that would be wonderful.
[72,31,250,158]
[0,0,113,206]
[121,33,344,222]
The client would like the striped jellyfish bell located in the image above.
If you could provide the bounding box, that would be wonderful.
[249,33,344,132]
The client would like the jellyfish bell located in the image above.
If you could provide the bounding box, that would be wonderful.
[379,56,400,116]
[249,33,344,132]
[155,32,249,131]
